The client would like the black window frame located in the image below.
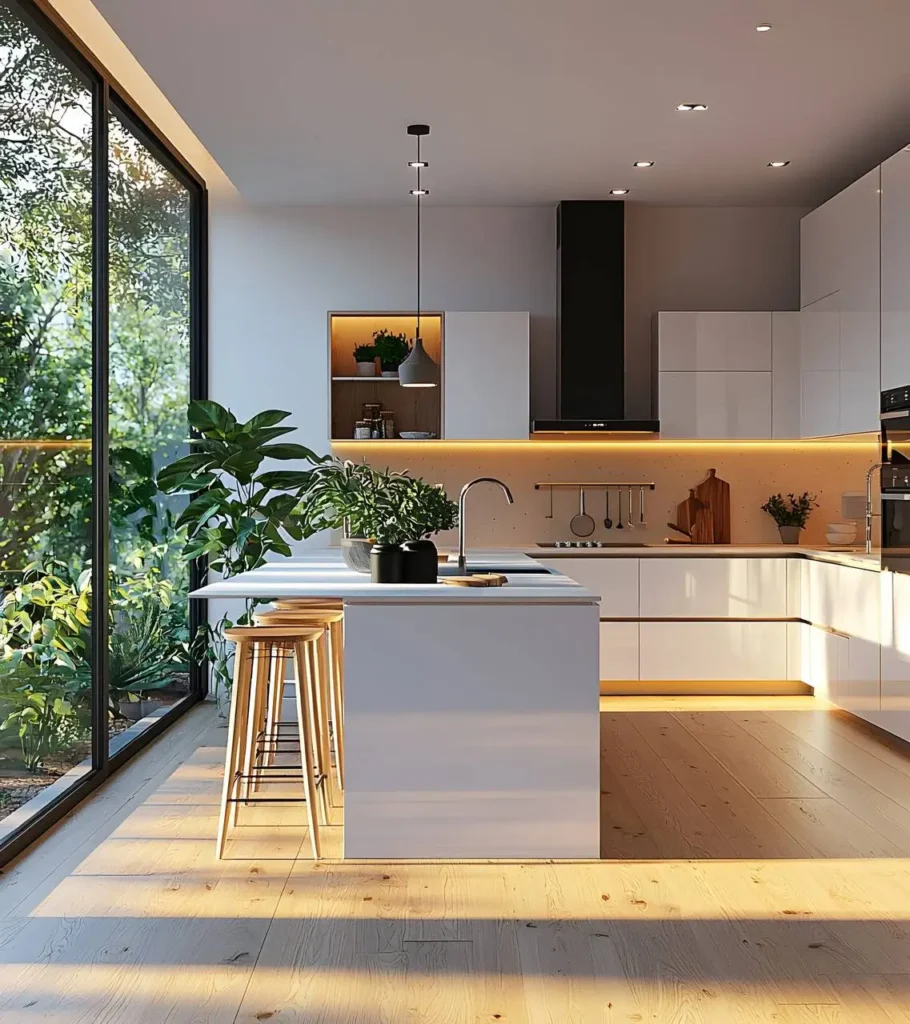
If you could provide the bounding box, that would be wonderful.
[0,0,209,867]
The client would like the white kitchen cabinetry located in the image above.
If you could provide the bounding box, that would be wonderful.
[639,558,788,619]
[772,312,802,438]
[639,621,789,681]
[659,371,772,439]
[881,149,910,391]
[656,312,772,371]
[537,557,638,617]
[599,622,639,680]
[443,311,529,440]
[880,571,910,740]
[799,167,880,436]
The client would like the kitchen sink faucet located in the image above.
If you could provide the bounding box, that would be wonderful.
[865,461,883,554]
[457,477,514,572]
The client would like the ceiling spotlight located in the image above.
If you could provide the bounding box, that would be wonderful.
[756,22,772,31]
[410,188,430,196]
[677,103,708,112]
[408,160,428,168]
[610,188,629,196]
[633,160,654,168]
[767,160,790,168]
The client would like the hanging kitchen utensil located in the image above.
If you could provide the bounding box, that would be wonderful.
[615,489,624,530]
[570,487,595,537]
[626,486,635,529]
[603,489,613,529]
[639,485,647,528]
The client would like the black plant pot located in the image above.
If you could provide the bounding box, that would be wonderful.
[402,539,439,584]
[370,543,403,583]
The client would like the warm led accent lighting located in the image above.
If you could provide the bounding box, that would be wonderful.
[332,438,875,450]
[0,439,91,448]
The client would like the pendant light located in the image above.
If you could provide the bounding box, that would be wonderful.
[399,123,439,387]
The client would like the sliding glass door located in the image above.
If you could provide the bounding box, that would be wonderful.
[0,0,206,863]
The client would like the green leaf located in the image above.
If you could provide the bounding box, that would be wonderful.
[259,443,320,462]
[257,470,314,490]
[188,399,236,435]
[240,409,293,432]
[156,453,214,491]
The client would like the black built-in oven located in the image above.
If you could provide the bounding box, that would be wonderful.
[881,386,910,573]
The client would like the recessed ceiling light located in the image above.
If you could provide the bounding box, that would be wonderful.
[756,23,772,32]
[410,188,430,196]
[408,160,428,168]
[677,103,708,112]
[767,160,790,168]
[633,160,654,168]
[610,188,629,196]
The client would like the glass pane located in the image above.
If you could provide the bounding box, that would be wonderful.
[107,113,192,747]
[0,4,94,835]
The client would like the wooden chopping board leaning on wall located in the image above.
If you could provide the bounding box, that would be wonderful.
[695,468,731,544]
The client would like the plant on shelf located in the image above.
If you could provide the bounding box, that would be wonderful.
[372,330,410,377]
[352,343,377,377]
[761,492,819,545]
[156,400,326,696]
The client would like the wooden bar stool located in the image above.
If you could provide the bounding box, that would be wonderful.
[257,602,345,797]
[217,625,325,860]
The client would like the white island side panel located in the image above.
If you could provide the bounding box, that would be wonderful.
[342,600,600,859]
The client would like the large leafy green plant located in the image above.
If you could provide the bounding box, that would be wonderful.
[0,666,89,771]
[156,400,326,693]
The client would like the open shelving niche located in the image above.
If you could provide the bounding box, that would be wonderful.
[328,311,444,441]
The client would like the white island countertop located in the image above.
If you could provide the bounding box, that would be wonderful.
[190,549,599,603]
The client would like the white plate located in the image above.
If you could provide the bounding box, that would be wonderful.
[399,432,435,439]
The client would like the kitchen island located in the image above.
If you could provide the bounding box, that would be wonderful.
[191,551,600,859]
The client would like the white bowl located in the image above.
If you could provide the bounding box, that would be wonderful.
[826,522,855,534]
[826,531,856,546]
[399,431,435,440]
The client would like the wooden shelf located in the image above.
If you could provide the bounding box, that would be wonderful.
[331,376,401,382]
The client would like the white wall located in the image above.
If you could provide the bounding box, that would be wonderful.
[209,201,557,442]
[624,205,808,417]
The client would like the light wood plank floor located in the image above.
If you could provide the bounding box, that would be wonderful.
[2,695,910,1022]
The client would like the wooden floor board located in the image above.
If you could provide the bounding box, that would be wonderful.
[3,696,910,1021]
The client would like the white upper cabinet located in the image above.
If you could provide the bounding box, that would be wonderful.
[881,149,910,391]
[443,312,529,440]
[799,167,881,436]
[656,312,772,371]
[659,370,771,439]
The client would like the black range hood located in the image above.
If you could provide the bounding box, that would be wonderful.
[532,200,659,434]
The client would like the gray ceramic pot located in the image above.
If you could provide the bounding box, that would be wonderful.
[341,537,372,573]
[778,525,802,544]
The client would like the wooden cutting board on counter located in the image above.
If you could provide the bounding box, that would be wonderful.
[675,489,713,544]
[695,468,731,544]
[441,573,507,588]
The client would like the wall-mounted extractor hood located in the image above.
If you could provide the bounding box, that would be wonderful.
[532,200,659,434]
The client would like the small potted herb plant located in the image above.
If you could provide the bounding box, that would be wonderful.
[761,492,819,544]
[396,477,459,583]
[353,343,377,376]
[372,329,410,377]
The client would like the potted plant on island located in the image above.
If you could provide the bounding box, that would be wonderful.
[352,343,377,376]
[761,491,819,544]
[394,477,459,583]
[372,329,410,378]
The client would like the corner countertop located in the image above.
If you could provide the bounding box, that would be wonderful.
[189,550,599,604]
[514,544,882,572]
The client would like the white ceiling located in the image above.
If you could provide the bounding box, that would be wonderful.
[94,0,910,207]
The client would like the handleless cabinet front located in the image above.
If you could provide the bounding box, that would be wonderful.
[639,558,789,619]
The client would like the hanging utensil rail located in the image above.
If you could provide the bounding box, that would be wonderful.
[534,482,656,490]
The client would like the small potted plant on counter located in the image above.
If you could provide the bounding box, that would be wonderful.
[372,329,410,378]
[396,477,459,583]
[761,491,819,544]
[352,342,377,376]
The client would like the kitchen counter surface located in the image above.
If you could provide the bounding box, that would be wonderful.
[516,544,882,572]
[190,550,598,603]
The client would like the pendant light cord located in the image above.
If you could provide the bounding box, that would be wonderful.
[416,131,421,343]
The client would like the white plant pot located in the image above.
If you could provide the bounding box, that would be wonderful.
[356,361,376,377]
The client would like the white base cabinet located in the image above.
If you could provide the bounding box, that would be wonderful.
[639,557,788,619]
[599,622,639,681]
[639,621,788,681]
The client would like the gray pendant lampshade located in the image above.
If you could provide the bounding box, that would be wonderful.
[399,335,438,386]
[402,123,439,388]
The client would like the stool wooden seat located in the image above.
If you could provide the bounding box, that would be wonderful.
[217,625,325,860]
[254,605,345,796]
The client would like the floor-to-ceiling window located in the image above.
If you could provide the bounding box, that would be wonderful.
[0,0,206,864]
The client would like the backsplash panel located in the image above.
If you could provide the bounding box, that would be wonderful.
[331,440,878,549]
